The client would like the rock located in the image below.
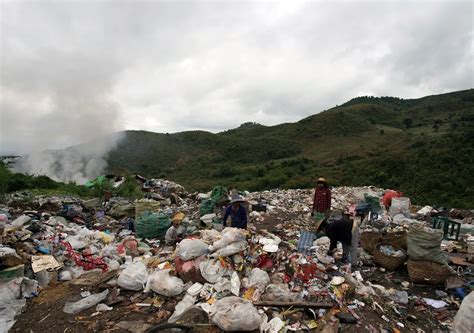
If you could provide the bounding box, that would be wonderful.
[336,312,358,324]
[116,321,152,333]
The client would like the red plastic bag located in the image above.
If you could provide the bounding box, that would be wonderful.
[61,241,108,271]
[382,190,403,208]
[296,263,319,283]
[256,254,274,271]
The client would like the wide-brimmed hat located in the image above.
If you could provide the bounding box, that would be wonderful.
[229,193,246,204]
[172,212,185,222]
[316,177,327,184]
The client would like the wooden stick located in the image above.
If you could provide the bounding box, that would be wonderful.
[253,301,333,308]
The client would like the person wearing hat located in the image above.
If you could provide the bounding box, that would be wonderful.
[312,177,332,216]
[223,193,248,229]
[165,212,185,245]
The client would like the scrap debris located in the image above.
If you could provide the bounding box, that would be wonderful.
[0,180,473,332]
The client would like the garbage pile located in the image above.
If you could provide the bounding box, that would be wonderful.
[0,183,473,333]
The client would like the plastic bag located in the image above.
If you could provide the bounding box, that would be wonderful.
[200,229,221,243]
[262,284,298,302]
[117,261,148,291]
[21,278,38,298]
[200,259,227,283]
[168,294,197,322]
[11,215,31,228]
[231,272,240,296]
[407,224,448,265]
[210,186,228,203]
[210,296,262,331]
[389,197,410,217]
[135,211,170,238]
[248,268,270,292]
[63,289,109,314]
[210,228,246,251]
[144,269,184,297]
[96,303,113,312]
[261,317,285,333]
[0,278,26,333]
[453,291,474,333]
[199,199,216,216]
[213,272,240,296]
[176,239,209,261]
[59,270,73,281]
[211,240,248,257]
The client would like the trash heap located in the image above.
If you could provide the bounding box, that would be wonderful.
[0,183,473,333]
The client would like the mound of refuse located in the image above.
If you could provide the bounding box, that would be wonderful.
[1,182,473,332]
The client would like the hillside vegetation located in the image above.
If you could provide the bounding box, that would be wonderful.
[102,89,473,208]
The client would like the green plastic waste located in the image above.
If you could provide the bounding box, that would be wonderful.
[210,186,228,203]
[135,211,170,238]
[199,199,216,216]
[85,175,108,188]
[364,194,382,213]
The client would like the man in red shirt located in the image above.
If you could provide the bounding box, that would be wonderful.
[312,177,331,216]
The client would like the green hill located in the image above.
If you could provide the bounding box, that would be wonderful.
[107,89,474,208]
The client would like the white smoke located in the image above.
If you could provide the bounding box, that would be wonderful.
[13,133,124,184]
[1,3,127,183]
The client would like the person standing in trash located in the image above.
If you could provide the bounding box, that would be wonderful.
[312,177,331,216]
[321,211,354,263]
[223,194,248,229]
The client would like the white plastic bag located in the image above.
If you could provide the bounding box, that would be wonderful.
[20,278,38,298]
[213,272,240,296]
[96,303,113,312]
[211,240,248,257]
[261,317,285,333]
[230,272,240,296]
[200,259,227,283]
[314,236,330,246]
[210,228,246,251]
[389,197,410,217]
[144,269,184,297]
[210,296,262,331]
[117,261,148,291]
[11,215,31,228]
[59,270,73,281]
[200,229,221,243]
[453,291,474,333]
[0,278,26,333]
[63,289,109,314]
[168,294,197,322]
[248,268,270,292]
[176,239,209,261]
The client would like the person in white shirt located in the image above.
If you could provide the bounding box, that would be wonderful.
[165,212,185,245]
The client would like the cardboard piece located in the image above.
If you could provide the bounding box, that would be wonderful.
[31,255,61,273]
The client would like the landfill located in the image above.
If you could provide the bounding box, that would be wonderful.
[1,180,473,333]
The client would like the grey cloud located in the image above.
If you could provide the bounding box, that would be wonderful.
[1,1,472,157]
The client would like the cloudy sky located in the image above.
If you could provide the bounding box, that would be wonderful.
[1,0,473,154]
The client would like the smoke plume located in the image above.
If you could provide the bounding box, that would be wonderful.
[12,133,124,184]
